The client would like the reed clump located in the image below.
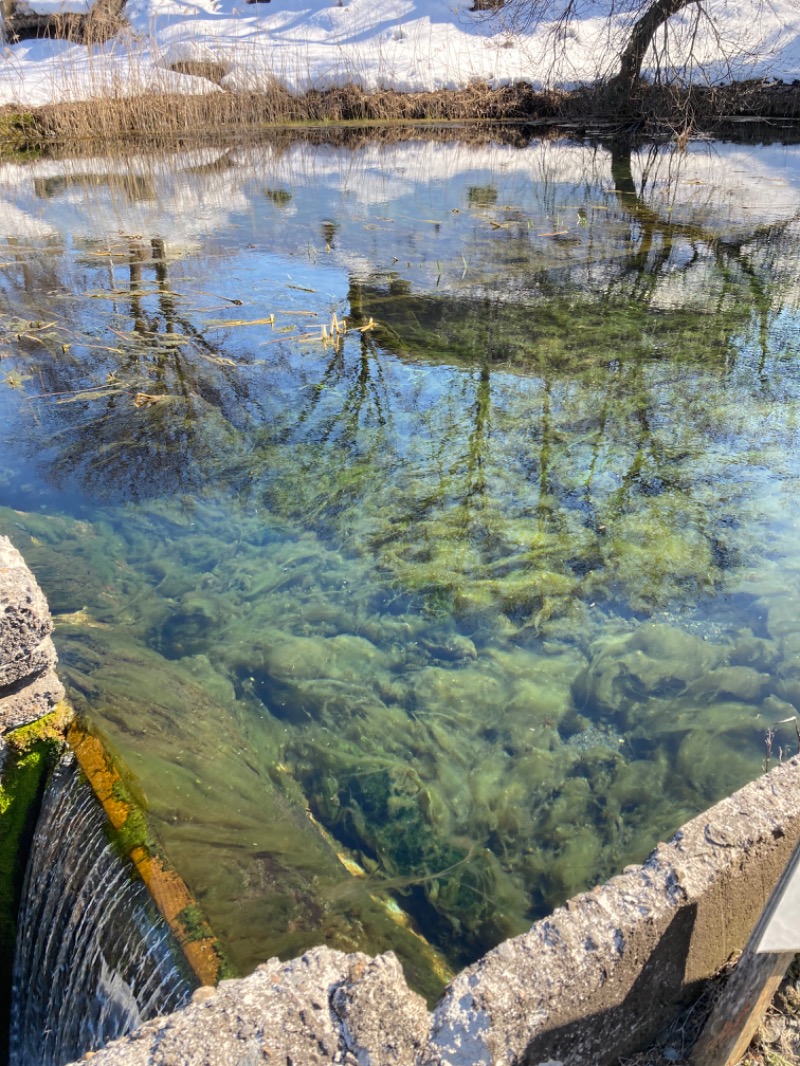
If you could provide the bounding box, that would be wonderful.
[1,68,799,157]
[3,81,565,153]
[0,108,41,157]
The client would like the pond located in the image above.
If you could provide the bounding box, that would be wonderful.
[2,130,800,1001]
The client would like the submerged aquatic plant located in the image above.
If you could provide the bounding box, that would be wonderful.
[1,137,799,989]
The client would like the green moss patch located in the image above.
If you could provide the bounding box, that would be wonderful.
[175,903,215,944]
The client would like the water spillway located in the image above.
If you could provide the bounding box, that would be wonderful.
[9,755,195,1066]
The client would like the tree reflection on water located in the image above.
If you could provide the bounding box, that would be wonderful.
[1,135,800,990]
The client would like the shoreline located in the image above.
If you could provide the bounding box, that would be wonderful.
[2,79,800,156]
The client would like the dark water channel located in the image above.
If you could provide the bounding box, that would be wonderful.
[2,133,800,999]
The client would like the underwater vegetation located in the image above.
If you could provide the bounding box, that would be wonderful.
[1,137,800,992]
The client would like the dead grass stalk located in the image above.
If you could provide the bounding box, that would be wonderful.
[1,78,799,156]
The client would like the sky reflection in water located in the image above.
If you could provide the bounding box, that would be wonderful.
[1,135,800,998]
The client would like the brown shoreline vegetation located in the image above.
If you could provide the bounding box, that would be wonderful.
[1,76,800,155]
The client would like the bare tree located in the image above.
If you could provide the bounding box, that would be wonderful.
[611,0,705,93]
[484,0,789,97]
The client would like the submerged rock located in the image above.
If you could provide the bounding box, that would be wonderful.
[263,633,386,684]
[729,633,779,673]
[684,666,770,704]
[674,726,759,799]
[412,666,507,718]
[571,623,723,724]
[777,632,800,684]
[245,633,389,722]
[765,595,800,641]
[158,594,220,660]
[418,634,477,664]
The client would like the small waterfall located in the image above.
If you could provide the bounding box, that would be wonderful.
[9,754,195,1066]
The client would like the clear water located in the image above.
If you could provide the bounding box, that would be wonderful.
[2,134,800,999]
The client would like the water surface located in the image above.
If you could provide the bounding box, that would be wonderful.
[2,133,800,997]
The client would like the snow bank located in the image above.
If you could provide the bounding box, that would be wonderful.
[0,0,799,108]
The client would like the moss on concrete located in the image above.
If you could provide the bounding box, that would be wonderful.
[68,720,230,986]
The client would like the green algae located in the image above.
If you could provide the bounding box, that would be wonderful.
[175,903,213,943]
[0,748,49,953]
[0,138,800,992]
[10,490,783,978]
[113,799,151,856]
[296,751,530,963]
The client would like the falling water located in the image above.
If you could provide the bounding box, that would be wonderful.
[9,754,195,1066]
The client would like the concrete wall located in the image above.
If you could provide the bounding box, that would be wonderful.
[65,756,800,1066]
[0,535,64,743]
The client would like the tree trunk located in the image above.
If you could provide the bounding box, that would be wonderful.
[609,0,699,96]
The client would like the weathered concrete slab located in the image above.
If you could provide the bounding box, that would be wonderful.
[0,535,63,733]
[424,758,800,1066]
[69,949,429,1066]
[63,756,800,1066]
[0,668,66,734]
